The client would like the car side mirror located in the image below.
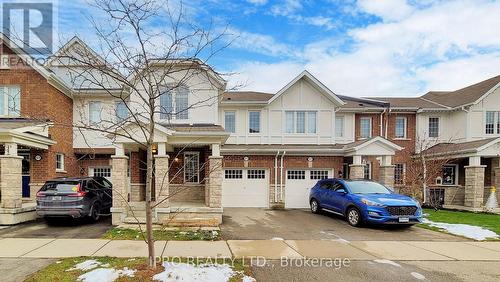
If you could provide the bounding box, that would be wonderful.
[336,188,347,195]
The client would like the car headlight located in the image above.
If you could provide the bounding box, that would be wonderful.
[360,198,385,207]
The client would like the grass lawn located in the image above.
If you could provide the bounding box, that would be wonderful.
[420,208,500,239]
[26,257,251,282]
[102,227,221,241]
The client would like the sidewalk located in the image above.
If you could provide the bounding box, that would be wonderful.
[1,237,499,261]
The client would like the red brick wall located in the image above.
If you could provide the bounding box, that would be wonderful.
[355,113,382,140]
[76,155,113,177]
[0,44,77,183]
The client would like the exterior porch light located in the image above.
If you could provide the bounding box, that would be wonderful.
[174,157,179,162]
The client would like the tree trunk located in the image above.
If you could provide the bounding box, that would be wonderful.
[421,154,427,204]
[145,143,156,268]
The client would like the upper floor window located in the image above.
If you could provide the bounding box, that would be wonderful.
[360,117,372,138]
[429,117,439,137]
[485,111,500,134]
[0,85,21,117]
[224,111,236,133]
[115,101,129,121]
[248,111,260,133]
[89,101,102,124]
[395,116,407,139]
[56,153,65,171]
[285,111,317,134]
[159,85,189,120]
[335,116,344,138]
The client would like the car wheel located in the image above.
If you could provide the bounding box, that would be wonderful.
[90,203,101,222]
[310,199,321,214]
[346,207,362,227]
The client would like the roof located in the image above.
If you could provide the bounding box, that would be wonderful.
[421,75,500,108]
[0,118,50,129]
[163,123,226,133]
[421,138,499,156]
[338,95,387,110]
[222,91,274,102]
[368,97,446,109]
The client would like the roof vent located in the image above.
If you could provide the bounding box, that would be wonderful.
[358,103,364,106]
[227,97,231,100]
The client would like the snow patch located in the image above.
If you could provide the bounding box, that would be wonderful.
[77,267,135,282]
[271,237,284,240]
[67,260,102,271]
[373,259,401,267]
[423,219,499,241]
[411,272,426,280]
[153,262,254,282]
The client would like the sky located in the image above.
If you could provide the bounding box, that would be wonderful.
[10,0,500,97]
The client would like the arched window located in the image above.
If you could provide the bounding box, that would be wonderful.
[159,84,189,120]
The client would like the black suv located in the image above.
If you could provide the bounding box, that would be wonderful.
[36,177,112,221]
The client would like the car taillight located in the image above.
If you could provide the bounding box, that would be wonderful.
[36,191,46,197]
[68,183,87,197]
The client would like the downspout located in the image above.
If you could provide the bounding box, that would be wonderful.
[380,110,384,136]
[385,108,391,138]
[274,151,280,203]
[280,151,286,203]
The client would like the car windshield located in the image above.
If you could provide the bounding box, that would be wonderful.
[41,181,80,193]
[346,181,391,194]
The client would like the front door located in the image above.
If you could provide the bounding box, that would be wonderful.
[19,152,30,198]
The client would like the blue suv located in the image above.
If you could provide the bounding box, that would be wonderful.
[309,178,422,227]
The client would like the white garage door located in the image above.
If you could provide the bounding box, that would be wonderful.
[222,169,269,207]
[285,169,332,208]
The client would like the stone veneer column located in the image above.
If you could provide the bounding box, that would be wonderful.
[207,156,223,208]
[493,157,500,188]
[0,154,23,209]
[111,155,129,225]
[154,155,170,208]
[379,165,395,187]
[464,161,486,208]
[349,155,365,180]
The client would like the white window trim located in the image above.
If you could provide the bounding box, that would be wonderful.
[360,117,372,139]
[441,164,459,186]
[335,116,345,138]
[159,85,190,121]
[248,110,261,134]
[485,111,500,135]
[56,153,65,172]
[183,152,200,184]
[89,166,112,178]
[0,85,21,117]
[224,110,236,134]
[88,101,103,124]
[284,110,317,135]
[115,100,129,122]
[394,116,407,139]
[428,116,440,138]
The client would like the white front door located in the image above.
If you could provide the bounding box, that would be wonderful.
[222,169,269,207]
[285,169,332,208]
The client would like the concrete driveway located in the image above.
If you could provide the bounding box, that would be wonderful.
[221,208,465,241]
[0,217,112,239]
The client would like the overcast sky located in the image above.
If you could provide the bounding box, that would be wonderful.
[20,0,500,97]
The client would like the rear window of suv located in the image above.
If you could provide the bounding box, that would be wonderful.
[41,181,80,193]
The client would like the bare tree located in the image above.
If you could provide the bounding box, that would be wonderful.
[44,0,234,268]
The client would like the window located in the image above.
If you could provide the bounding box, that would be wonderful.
[485,111,500,134]
[284,111,317,134]
[159,85,189,120]
[224,111,236,133]
[247,169,265,179]
[91,167,111,178]
[89,101,102,124]
[363,162,371,180]
[287,170,305,180]
[184,152,199,183]
[335,116,344,138]
[225,169,243,179]
[394,164,405,185]
[0,85,20,116]
[429,117,439,137]
[249,111,260,133]
[442,165,457,185]
[310,170,329,180]
[395,116,407,139]
[360,117,372,138]
[56,153,65,171]
[115,101,128,121]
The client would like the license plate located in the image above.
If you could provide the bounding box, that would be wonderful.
[52,196,62,201]
[399,217,409,223]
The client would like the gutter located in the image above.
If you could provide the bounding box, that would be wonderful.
[274,151,280,203]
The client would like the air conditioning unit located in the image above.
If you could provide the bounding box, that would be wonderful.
[435,177,442,185]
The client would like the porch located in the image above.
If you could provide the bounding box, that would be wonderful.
[110,123,228,227]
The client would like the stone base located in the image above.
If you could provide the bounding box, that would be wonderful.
[443,204,500,214]
[0,203,37,225]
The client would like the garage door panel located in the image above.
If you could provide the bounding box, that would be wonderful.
[285,169,331,209]
[222,169,269,208]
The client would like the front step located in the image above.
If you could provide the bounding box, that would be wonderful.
[123,217,159,224]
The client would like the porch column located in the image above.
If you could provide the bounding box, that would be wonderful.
[154,144,169,208]
[206,144,222,208]
[464,156,485,208]
[349,155,364,180]
[379,155,395,187]
[111,144,128,225]
[0,143,23,209]
[493,157,500,188]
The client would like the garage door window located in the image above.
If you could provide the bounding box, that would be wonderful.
[287,170,305,180]
[248,169,265,179]
[225,169,243,179]
[91,167,111,178]
[310,170,329,180]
